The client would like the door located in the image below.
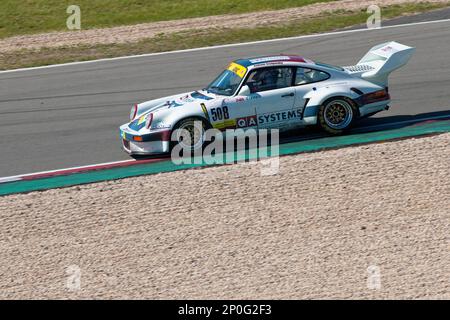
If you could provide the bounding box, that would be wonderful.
[291,66,331,127]
[244,66,297,129]
[255,87,297,129]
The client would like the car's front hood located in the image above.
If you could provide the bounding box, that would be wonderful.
[141,90,218,115]
[167,90,216,108]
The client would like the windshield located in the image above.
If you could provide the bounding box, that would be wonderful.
[205,70,242,96]
[205,63,247,96]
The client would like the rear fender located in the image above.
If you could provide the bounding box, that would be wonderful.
[302,85,359,118]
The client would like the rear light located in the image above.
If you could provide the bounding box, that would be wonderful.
[372,89,388,98]
[130,104,138,120]
[363,89,390,103]
[146,113,153,129]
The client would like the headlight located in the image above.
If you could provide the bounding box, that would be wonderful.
[130,104,138,120]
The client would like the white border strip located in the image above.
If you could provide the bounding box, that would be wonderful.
[1,18,450,74]
[0,159,135,184]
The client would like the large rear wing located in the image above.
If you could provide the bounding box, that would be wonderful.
[344,41,415,86]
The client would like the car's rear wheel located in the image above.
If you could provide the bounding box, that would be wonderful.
[171,117,208,153]
[318,97,357,134]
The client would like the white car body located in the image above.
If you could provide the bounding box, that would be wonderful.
[119,41,415,155]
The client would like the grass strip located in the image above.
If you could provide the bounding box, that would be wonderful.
[0,0,334,39]
[1,2,448,70]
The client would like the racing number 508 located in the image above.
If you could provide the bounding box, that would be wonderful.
[210,106,230,121]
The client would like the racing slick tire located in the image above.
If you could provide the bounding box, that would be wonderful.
[318,97,358,135]
[170,117,210,155]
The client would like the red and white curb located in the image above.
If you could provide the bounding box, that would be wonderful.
[0,158,167,184]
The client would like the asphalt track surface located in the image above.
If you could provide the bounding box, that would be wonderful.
[1,11,450,177]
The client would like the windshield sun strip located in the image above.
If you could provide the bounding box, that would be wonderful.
[227,62,247,78]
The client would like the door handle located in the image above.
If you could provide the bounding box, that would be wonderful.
[281,92,295,98]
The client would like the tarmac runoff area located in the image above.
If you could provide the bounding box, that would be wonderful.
[0,133,448,299]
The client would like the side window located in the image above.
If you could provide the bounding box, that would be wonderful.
[245,67,294,93]
[295,67,329,85]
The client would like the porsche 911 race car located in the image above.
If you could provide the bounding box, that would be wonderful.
[119,41,415,156]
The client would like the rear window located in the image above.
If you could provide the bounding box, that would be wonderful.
[314,61,344,71]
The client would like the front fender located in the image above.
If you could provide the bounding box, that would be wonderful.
[152,101,212,131]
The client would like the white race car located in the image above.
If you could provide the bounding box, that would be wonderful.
[119,41,415,156]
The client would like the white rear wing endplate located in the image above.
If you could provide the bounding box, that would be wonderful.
[343,41,415,86]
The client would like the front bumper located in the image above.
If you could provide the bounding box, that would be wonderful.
[120,127,171,155]
[122,139,170,155]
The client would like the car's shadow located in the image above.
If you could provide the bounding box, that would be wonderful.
[354,110,450,130]
[282,109,450,144]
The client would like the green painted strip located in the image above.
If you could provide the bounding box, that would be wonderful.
[280,120,450,153]
[1,120,449,196]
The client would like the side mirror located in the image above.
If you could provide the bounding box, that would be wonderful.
[238,85,251,96]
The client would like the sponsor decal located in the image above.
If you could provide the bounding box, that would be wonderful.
[169,92,211,108]
[237,94,261,102]
[252,61,289,68]
[236,115,257,128]
[212,119,236,130]
[168,92,214,108]
[247,94,261,100]
[249,56,291,64]
[153,122,171,129]
[223,94,261,104]
[373,45,400,57]
[258,108,303,124]
[210,106,230,121]
[222,98,231,106]
[180,94,195,103]
[227,62,247,78]
[137,115,147,125]
[168,100,183,108]
[200,103,210,121]
[128,115,147,131]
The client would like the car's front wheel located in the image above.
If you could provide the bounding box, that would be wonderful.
[171,117,208,153]
[318,97,357,134]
